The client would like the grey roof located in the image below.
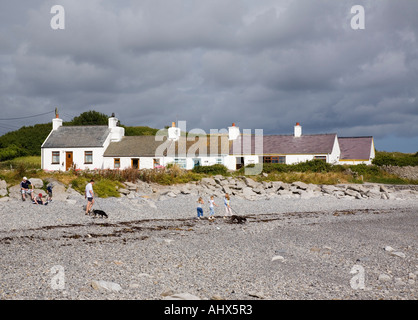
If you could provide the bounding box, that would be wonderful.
[103,135,230,157]
[42,126,111,148]
[338,137,374,160]
[230,134,337,155]
[104,136,167,157]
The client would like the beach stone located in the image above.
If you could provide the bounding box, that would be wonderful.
[163,292,201,300]
[271,255,285,262]
[378,274,392,282]
[390,251,406,258]
[91,280,122,292]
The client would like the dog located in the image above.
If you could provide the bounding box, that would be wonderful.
[230,215,247,224]
[91,209,108,219]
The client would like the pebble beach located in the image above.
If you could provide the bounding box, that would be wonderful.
[0,189,417,301]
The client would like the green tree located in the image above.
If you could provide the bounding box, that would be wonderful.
[69,110,109,126]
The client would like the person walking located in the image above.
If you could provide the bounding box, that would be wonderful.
[196,197,204,219]
[223,193,232,219]
[208,195,218,220]
[85,179,95,215]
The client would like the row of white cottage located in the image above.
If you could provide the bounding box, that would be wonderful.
[41,114,375,172]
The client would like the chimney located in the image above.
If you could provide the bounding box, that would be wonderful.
[294,122,302,137]
[52,112,63,131]
[228,123,240,140]
[108,113,124,142]
[168,121,181,141]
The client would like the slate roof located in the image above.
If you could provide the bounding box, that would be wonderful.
[230,134,337,155]
[103,135,230,157]
[42,126,111,148]
[338,137,374,160]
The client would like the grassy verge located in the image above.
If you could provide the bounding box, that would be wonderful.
[0,157,417,193]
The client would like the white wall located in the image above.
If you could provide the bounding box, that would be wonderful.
[42,147,106,171]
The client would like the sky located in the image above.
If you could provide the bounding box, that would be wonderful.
[0,0,417,153]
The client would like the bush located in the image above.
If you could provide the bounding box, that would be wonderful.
[373,151,418,166]
[192,164,228,175]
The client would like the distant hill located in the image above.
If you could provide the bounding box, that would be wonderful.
[0,111,160,162]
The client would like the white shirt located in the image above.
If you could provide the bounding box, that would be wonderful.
[85,183,94,198]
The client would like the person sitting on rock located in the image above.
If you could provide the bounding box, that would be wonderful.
[20,177,34,202]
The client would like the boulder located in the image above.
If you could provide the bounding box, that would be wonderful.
[29,178,44,188]
[292,181,308,190]
[0,180,7,197]
[201,177,216,186]
[244,177,259,188]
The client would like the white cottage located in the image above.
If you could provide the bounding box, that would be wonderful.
[41,113,124,171]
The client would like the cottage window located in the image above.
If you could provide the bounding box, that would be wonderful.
[84,151,93,164]
[174,158,186,169]
[314,156,327,162]
[153,158,160,168]
[216,158,223,164]
[114,158,120,169]
[52,151,60,164]
[263,156,285,164]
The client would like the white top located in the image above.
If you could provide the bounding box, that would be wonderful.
[209,199,215,208]
[85,183,94,198]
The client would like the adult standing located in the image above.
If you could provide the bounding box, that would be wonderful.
[85,179,95,215]
[20,177,34,201]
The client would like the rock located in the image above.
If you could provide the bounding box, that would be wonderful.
[384,246,395,252]
[201,178,216,186]
[390,251,406,258]
[344,189,361,199]
[243,177,258,188]
[163,292,201,300]
[291,181,308,190]
[0,180,7,197]
[161,289,174,297]
[378,274,392,282]
[28,178,44,188]
[248,291,266,299]
[271,255,285,262]
[366,189,381,199]
[321,185,338,195]
[118,188,130,195]
[91,280,122,292]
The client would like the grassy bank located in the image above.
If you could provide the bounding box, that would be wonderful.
[1,157,417,199]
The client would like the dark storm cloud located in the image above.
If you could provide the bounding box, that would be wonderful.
[0,0,417,152]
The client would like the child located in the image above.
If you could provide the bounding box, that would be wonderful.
[224,193,232,219]
[196,197,204,219]
[208,195,218,220]
[33,193,47,205]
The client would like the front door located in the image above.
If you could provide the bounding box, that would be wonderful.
[65,152,73,171]
[131,158,139,169]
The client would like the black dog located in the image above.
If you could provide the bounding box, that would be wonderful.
[92,209,108,219]
[230,215,247,224]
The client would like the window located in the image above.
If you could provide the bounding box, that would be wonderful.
[153,158,160,168]
[174,158,187,169]
[52,151,60,164]
[216,158,223,164]
[114,158,120,169]
[314,156,327,162]
[264,156,285,164]
[84,151,93,164]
